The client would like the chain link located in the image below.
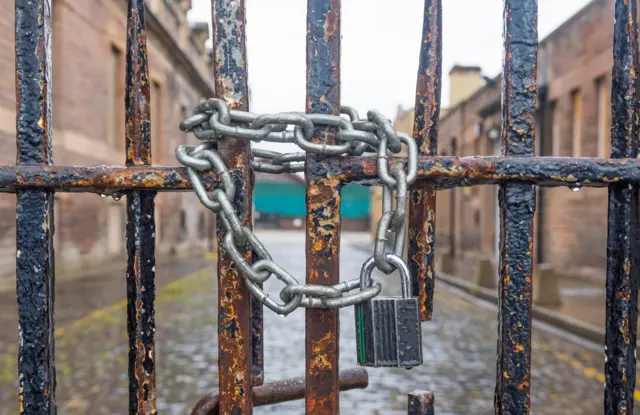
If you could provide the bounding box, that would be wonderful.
[177,98,417,315]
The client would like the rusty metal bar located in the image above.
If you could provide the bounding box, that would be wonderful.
[4,156,640,192]
[212,0,255,412]
[408,0,442,321]
[604,0,640,412]
[15,1,56,413]
[305,0,341,413]
[339,155,640,187]
[407,391,434,415]
[0,165,217,192]
[124,1,157,414]
[494,0,537,413]
[190,368,368,415]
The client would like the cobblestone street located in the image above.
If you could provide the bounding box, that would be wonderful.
[0,231,615,414]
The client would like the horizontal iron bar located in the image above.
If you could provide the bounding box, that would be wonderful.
[339,156,640,188]
[190,368,368,415]
[0,156,639,192]
[0,165,217,193]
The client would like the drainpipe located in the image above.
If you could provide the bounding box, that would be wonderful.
[536,40,549,266]
[450,136,458,259]
[536,85,548,265]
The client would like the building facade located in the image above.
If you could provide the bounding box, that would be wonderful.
[437,0,624,283]
[0,0,216,283]
[256,172,370,231]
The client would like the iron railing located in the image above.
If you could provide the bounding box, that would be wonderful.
[9,0,640,414]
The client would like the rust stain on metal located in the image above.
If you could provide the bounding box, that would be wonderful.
[191,369,368,415]
[408,0,442,322]
[494,1,537,414]
[124,2,157,413]
[407,390,434,415]
[4,157,640,193]
[125,0,151,167]
[212,0,255,412]
[305,0,342,413]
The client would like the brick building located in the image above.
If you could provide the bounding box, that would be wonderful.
[0,0,215,283]
[436,0,624,284]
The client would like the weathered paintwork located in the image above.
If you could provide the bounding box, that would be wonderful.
[604,0,639,413]
[305,0,342,413]
[190,368,368,415]
[10,0,640,414]
[124,1,157,413]
[15,1,56,414]
[407,391,434,415]
[408,0,441,322]
[494,0,537,413]
[3,156,640,193]
[211,0,257,413]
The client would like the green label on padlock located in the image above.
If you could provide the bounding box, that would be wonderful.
[356,305,365,364]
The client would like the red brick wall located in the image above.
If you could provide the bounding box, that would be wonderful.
[0,0,215,281]
[436,0,627,282]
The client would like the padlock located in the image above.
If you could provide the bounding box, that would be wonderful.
[355,253,423,368]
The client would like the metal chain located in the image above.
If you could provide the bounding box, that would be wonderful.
[177,98,417,316]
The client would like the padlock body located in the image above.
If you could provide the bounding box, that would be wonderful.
[355,296,422,368]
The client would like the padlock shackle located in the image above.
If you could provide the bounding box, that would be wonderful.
[360,253,411,299]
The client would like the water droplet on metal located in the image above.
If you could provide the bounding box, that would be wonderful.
[100,194,107,198]
[570,184,581,192]
[112,194,122,201]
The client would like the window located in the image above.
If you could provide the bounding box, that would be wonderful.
[571,89,583,157]
[151,81,162,162]
[596,77,611,158]
[107,46,123,147]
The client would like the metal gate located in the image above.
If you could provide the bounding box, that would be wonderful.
[9,0,640,414]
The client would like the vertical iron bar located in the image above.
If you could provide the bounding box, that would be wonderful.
[494,0,537,414]
[15,1,56,413]
[604,0,639,412]
[125,1,156,413]
[211,0,255,412]
[305,0,341,413]
[407,391,434,415]
[409,0,442,321]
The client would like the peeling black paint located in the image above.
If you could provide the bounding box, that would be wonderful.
[16,191,56,415]
[338,156,640,188]
[604,0,639,413]
[15,0,52,166]
[494,0,537,413]
[15,1,56,413]
[125,0,151,166]
[126,191,157,414]
[2,157,640,193]
[125,1,157,413]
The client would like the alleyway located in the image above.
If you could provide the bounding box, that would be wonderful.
[0,231,611,414]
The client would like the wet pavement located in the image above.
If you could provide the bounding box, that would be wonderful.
[0,230,615,414]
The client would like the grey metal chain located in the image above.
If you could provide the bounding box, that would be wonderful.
[177,98,417,315]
